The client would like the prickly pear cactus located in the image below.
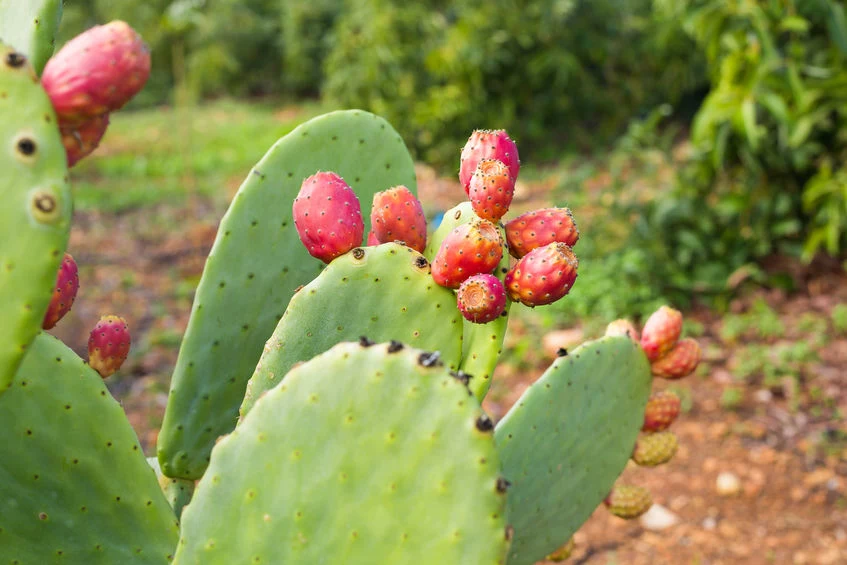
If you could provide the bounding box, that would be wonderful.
[494,336,652,565]
[175,341,510,564]
[0,42,72,394]
[426,202,510,400]
[158,110,418,480]
[0,333,179,564]
[0,0,63,75]
[239,242,464,416]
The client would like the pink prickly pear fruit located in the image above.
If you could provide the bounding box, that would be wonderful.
[42,253,79,330]
[504,207,579,259]
[88,315,131,378]
[431,219,503,289]
[366,230,379,246]
[604,485,652,519]
[504,242,578,307]
[640,305,683,361]
[468,159,515,222]
[459,129,520,194]
[293,171,365,263]
[651,338,701,379]
[42,21,151,126]
[642,390,682,432]
[369,185,427,252]
[457,274,507,324]
[61,114,110,167]
[605,318,640,343]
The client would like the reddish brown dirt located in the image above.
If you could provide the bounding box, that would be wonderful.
[54,171,847,564]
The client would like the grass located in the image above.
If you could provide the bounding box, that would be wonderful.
[70,99,327,212]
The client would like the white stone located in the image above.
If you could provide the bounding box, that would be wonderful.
[716,471,742,496]
[639,503,680,531]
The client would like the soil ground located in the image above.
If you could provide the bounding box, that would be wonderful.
[53,168,847,565]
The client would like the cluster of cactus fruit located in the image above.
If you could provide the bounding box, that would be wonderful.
[0,3,705,564]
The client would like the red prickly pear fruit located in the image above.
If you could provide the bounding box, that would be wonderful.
[42,21,151,126]
[651,338,701,379]
[459,129,520,194]
[61,114,110,167]
[431,219,503,289]
[293,171,365,263]
[468,159,515,222]
[604,485,652,519]
[632,431,678,467]
[366,230,379,246]
[642,390,682,432]
[504,207,579,259]
[640,305,683,361]
[369,185,427,252]
[88,315,131,378]
[456,274,507,324]
[42,253,79,330]
[504,242,578,307]
[605,318,640,343]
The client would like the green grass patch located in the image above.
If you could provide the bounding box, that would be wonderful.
[70,99,327,212]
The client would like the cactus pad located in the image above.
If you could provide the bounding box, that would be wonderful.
[174,341,510,564]
[0,42,71,394]
[0,333,179,564]
[158,110,417,479]
[426,202,509,400]
[0,0,63,75]
[494,336,652,565]
[240,242,464,416]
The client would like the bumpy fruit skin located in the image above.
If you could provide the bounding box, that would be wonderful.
[42,253,79,330]
[468,159,515,222]
[431,219,503,289]
[632,431,678,467]
[369,185,427,252]
[61,114,110,167]
[88,315,131,378]
[642,390,681,432]
[651,338,701,379]
[459,129,520,193]
[640,305,683,361]
[605,318,640,343]
[504,207,579,259]
[504,242,578,306]
[42,21,151,126]
[604,485,652,519]
[546,538,576,562]
[457,274,507,324]
[293,171,364,263]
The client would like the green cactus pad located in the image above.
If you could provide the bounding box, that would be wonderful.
[425,202,509,400]
[0,0,63,75]
[148,457,195,521]
[0,333,179,564]
[239,242,464,416]
[494,336,652,565]
[0,42,71,395]
[158,110,417,480]
[174,341,510,565]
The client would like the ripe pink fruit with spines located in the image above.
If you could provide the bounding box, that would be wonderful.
[504,242,578,307]
[42,21,151,126]
[651,338,701,379]
[42,253,79,330]
[642,390,682,432]
[605,319,640,343]
[431,219,503,289]
[88,315,131,378]
[369,185,427,252]
[61,114,110,167]
[640,305,683,362]
[457,274,507,324]
[468,159,515,222]
[459,129,520,194]
[504,207,579,259]
[293,171,364,263]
